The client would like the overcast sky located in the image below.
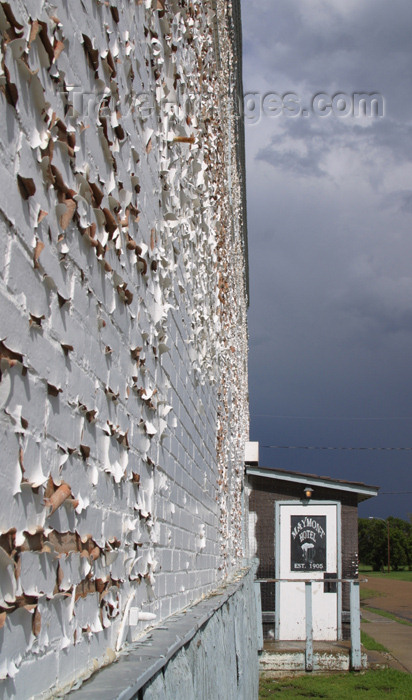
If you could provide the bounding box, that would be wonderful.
[241,0,412,520]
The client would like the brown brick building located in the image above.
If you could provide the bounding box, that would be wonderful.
[246,465,378,639]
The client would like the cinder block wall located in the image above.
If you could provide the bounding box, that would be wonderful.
[139,567,259,700]
[0,0,249,695]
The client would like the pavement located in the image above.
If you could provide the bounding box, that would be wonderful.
[361,608,412,673]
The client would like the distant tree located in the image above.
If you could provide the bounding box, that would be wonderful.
[406,531,412,567]
[358,517,412,571]
[359,518,387,570]
[388,517,412,570]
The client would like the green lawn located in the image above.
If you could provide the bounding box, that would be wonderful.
[360,586,385,601]
[360,630,388,652]
[359,567,412,583]
[260,669,412,699]
[364,606,412,627]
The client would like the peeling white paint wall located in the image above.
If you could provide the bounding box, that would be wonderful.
[0,0,248,696]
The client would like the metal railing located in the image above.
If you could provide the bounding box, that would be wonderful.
[255,578,362,671]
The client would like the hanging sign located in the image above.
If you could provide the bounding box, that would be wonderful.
[290,515,326,571]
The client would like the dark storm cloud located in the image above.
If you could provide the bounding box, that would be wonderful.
[256,138,326,178]
[241,0,412,517]
[254,117,412,183]
[382,190,412,214]
[335,271,412,335]
[243,0,412,110]
[254,119,365,179]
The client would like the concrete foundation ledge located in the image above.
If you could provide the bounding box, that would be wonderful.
[260,641,368,674]
[64,565,259,700]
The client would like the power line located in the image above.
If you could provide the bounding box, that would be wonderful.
[254,413,412,421]
[263,444,412,451]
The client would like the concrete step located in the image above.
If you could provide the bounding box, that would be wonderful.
[260,640,368,673]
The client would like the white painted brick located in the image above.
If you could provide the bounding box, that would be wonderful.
[159,596,171,621]
[0,0,249,695]
[0,287,31,353]
[3,367,46,432]
[24,333,68,390]
[46,394,83,445]
[4,651,59,699]
[0,215,11,280]
[161,548,173,573]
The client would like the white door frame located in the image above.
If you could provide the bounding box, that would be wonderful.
[274,500,342,640]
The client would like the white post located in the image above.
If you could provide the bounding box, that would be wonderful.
[305,581,313,671]
[350,580,361,670]
[254,580,264,651]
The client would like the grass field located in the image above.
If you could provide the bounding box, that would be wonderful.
[360,630,388,652]
[359,567,412,583]
[259,669,412,699]
[364,606,412,627]
[360,586,384,601]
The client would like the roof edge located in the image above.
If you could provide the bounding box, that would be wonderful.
[245,465,379,501]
